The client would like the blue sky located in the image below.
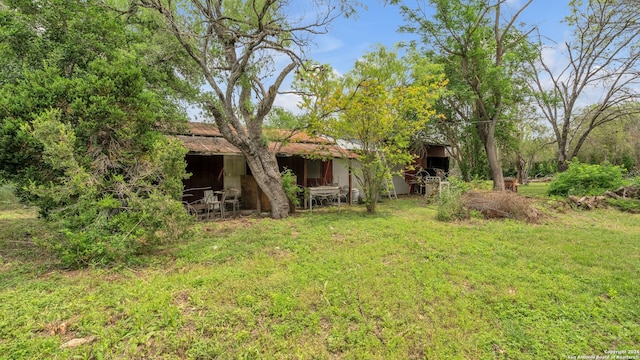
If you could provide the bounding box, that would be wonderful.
[274,0,575,112]
[315,0,572,72]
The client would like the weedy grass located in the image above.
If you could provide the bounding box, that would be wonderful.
[518,182,550,198]
[0,195,639,359]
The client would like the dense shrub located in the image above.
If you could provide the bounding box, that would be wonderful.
[281,168,302,207]
[547,162,624,197]
[31,132,193,268]
[436,188,467,221]
[0,1,197,267]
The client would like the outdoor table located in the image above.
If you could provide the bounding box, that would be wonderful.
[308,186,341,213]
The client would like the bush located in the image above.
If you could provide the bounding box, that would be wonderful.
[39,192,192,268]
[547,162,625,197]
[28,115,193,268]
[436,188,467,221]
[281,168,302,207]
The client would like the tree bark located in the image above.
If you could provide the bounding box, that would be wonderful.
[240,143,290,219]
[476,109,505,191]
[482,128,505,191]
[516,153,526,185]
[557,151,569,172]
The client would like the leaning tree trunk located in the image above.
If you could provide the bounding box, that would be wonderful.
[237,142,290,219]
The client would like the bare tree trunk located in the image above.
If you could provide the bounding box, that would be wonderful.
[477,117,505,191]
[557,158,568,172]
[557,143,569,172]
[484,132,505,191]
[516,153,526,184]
[240,144,290,219]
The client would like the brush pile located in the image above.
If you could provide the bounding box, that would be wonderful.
[463,191,540,222]
[567,185,640,210]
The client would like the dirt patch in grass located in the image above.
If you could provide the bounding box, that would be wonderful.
[463,191,541,222]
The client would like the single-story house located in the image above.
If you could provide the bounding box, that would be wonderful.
[174,122,450,210]
[174,122,359,211]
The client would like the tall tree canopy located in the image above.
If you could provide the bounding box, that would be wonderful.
[528,0,640,171]
[136,0,356,219]
[0,0,195,266]
[391,0,535,189]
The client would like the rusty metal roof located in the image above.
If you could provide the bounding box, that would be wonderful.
[174,134,241,155]
[272,142,353,158]
[180,122,222,137]
[182,123,332,144]
[173,123,355,158]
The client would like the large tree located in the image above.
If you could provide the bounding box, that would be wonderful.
[528,0,640,171]
[297,46,446,213]
[391,0,535,190]
[575,109,640,170]
[0,0,194,266]
[136,0,354,219]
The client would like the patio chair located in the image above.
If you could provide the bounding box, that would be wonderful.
[203,190,225,219]
[338,186,349,203]
[224,188,241,217]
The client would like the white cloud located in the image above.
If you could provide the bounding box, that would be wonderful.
[310,35,344,54]
[541,45,561,72]
[274,92,304,115]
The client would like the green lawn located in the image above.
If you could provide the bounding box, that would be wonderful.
[518,182,550,198]
[1,198,639,359]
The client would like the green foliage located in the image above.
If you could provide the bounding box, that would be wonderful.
[620,151,636,172]
[395,0,537,189]
[281,168,302,207]
[0,0,195,267]
[297,46,447,213]
[436,188,467,221]
[606,198,640,214]
[575,112,640,172]
[30,111,192,267]
[532,160,558,178]
[547,162,625,197]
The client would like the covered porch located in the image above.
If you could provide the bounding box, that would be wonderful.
[175,123,357,216]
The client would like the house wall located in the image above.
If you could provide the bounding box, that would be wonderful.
[333,159,367,203]
[335,159,412,196]
[426,146,446,157]
[392,173,410,195]
[223,155,246,192]
[332,159,354,189]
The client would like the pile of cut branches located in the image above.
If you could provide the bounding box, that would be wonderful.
[463,191,540,222]
[567,185,640,211]
[567,195,607,210]
[604,185,640,200]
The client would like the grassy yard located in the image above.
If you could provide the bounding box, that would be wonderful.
[517,182,550,198]
[1,196,639,359]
